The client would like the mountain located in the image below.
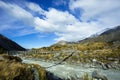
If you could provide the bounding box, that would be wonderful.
[0,34,26,51]
[52,40,68,46]
[25,26,120,67]
[36,25,120,52]
[79,26,120,43]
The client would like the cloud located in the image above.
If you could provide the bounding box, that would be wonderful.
[0,1,34,25]
[33,7,103,41]
[27,2,46,15]
[54,21,103,42]
[0,0,120,42]
[55,0,120,41]
[69,0,120,25]
[52,0,67,6]
[0,1,36,36]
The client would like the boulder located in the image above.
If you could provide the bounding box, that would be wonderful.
[92,70,108,80]
[46,71,62,80]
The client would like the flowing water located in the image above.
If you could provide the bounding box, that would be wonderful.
[23,58,120,80]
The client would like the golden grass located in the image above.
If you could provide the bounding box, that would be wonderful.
[82,73,94,80]
[0,55,47,80]
[24,42,120,64]
[0,60,33,80]
[30,64,47,80]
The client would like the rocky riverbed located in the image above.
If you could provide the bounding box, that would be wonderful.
[23,58,120,80]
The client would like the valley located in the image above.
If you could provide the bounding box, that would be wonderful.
[0,26,120,80]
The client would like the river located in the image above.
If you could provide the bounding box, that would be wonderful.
[23,58,120,80]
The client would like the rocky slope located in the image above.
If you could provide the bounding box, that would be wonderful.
[0,34,26,52]
[79,26,120,43]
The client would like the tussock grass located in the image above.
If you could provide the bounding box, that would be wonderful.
[0,55,47,80]
[29,64,47,80]
[0,60,33,80]
[82,73,94,80]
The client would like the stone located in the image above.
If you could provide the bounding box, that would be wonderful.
[92,70,108,80]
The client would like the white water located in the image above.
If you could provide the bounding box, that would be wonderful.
[23,58,120,80]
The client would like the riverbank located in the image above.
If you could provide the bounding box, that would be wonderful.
[22,56,120,70]
[0,55,47,80]
[23,58,120,80]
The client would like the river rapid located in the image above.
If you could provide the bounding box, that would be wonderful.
[23,58,120,80]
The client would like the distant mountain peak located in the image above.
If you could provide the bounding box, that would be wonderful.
[100,26,120,35]
[57,40,67,45]
[53,40,68,46]
[78,25,120,43]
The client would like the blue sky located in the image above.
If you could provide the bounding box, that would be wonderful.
[0,0,120,49]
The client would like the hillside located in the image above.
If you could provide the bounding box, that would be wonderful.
[24,26,120,70]
[79,26,120,43]
[0,34,26,52]
[31,26,120,51]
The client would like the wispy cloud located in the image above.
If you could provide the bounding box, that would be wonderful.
[0,1,34,24]
[0,1,36,36]
[52,0,67,6]
[27,2,46,15]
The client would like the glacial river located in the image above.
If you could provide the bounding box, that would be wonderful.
[23,58,120,80]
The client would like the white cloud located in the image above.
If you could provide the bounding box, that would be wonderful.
[70,0,120,18]
[29,4,101,42]
[46,8,77,25]
[60,0,120,41]
[32,8,79,33]
[27,2,46,15]
[69,0,120,25]
[0,1,36,36]
[34,17,56,32]
[55,21,103,42]
[0,0,120,42]
[0,1,34,25]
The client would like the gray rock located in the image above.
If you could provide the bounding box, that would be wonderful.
[100,63,109,70]
[31,68,39,80]
[46,71,62,80]
[92,70,108,80]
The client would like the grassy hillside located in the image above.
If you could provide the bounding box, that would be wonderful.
[25,26,120,65]
[25,41,120,64]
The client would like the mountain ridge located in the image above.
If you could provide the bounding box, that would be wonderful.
[0,34,26,51]
[78,26,120,43]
